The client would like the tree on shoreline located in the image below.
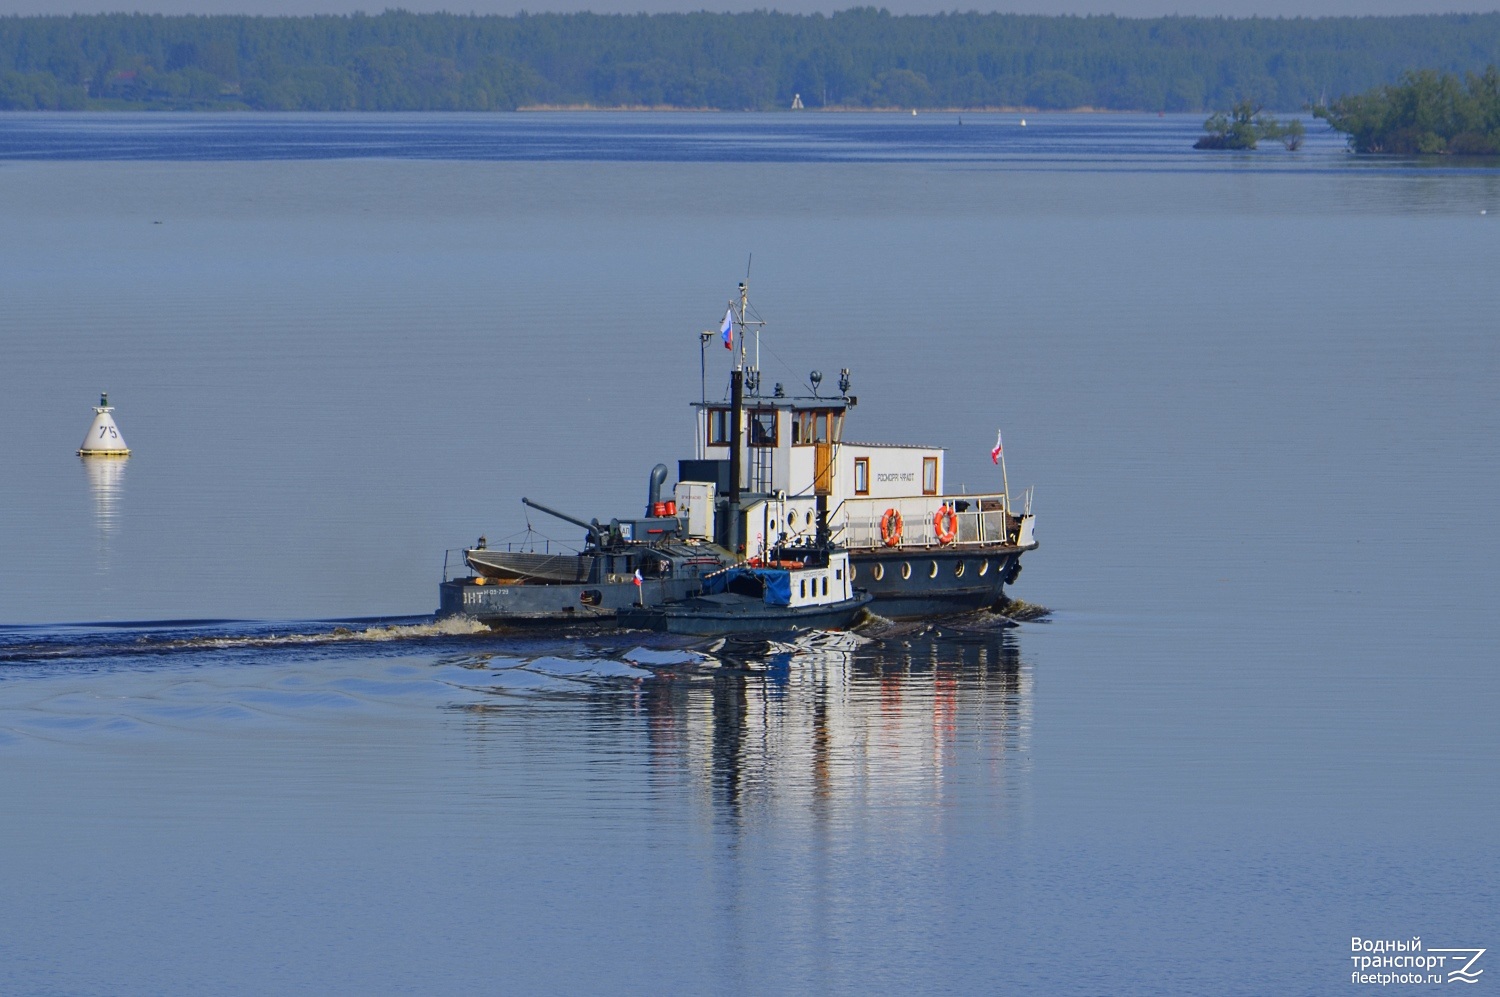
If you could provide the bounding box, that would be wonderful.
[1314,66,1500,154]
[1,13,1499,114]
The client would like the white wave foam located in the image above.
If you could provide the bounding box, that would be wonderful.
[337,617,490,641]
[151,615,489,651]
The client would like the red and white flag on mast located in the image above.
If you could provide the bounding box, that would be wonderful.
[991,429,1004,464]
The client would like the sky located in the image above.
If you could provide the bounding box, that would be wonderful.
[0,0,1496,25]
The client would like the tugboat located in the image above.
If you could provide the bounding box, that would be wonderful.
[438,279,1037,627]
[670,279,1037,618]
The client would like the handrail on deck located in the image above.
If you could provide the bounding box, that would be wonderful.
[838,492,1019,550]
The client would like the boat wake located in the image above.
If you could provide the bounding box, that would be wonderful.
[152,615,491,650]
[0,615,874,673]
[0,615,490,666]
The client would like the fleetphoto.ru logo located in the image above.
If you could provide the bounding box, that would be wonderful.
[1351,937,1486,985]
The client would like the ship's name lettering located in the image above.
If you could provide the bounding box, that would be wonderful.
[876,472,916,483]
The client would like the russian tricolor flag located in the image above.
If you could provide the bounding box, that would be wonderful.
[721,307,734,350]
[991,429,1003,464]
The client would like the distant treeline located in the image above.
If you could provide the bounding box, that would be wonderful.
[2,10,1500,113]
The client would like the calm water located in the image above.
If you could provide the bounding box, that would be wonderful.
[1,112,1497,994]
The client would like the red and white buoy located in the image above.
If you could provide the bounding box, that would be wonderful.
[77,392,131,456]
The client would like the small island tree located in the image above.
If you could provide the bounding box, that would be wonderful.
[1195,99,1304,150]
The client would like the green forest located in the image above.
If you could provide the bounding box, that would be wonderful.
[1,10,1499,113]
[1315,66,1500,154]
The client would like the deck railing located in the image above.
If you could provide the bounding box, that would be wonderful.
[834,493,1016,551]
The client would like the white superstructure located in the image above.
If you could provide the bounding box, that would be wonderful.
[687,385,1025,562]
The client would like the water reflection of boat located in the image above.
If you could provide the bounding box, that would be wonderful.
[643,628,1030,819]
[449,627,1031,822]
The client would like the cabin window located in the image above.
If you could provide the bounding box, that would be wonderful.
[793,411,811,445]
[749,409,777,447]
[922,456,939,495]
[708,408,732,446]
[854,458,869,495]
[822,576,828,596]
[793,409,843,446]
[800,579,807,598]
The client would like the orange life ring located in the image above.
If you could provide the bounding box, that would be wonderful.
[934,505,958,545]
[879,508,904,547]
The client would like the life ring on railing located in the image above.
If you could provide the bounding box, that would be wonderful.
[934,505,958,545]
[879,508,904,547]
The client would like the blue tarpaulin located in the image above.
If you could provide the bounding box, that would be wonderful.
[702,567,793,606]
[757,569,792,607]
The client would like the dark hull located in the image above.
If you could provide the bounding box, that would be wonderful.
[438,576,702,627]
[618,592,873,636]
[849,544,1035,619]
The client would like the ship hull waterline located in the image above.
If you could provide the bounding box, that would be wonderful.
[617,592,874,636]
[849,543,1035,619]
[439,544,1036,627]
[438,575,709,627]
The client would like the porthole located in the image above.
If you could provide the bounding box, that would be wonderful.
[901,562,912,581]
[954,561,965,578]
[872,563,884,581]
[850,564,856,581]
[978,559,990,576]
[769,519,777,531]
[788,510,799,527]
[929,561,939,579]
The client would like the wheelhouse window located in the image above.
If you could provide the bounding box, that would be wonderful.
[708,408,732,447]
[922,456,939,495]
[793,409,845,446]
[854,457,870,495]
[748,409,778,447]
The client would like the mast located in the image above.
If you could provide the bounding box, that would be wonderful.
[720,275,765,558]
[727,281,747,555]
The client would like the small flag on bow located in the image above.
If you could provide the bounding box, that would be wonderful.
[633,568,643,587]
[991,430,1003,464]
[720,307,734,350]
